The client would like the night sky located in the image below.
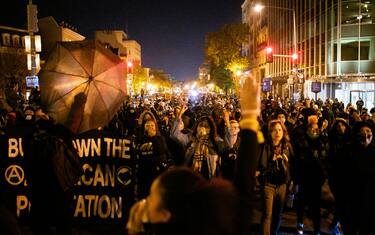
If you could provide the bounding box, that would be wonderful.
[1,0,244,81]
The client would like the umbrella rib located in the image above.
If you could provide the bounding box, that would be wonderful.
[44,70,88,79]
[65,48,91,77]
[94,80,125,93]
[93,61,121,78]
[92,81,111,121]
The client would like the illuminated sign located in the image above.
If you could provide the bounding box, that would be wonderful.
[311,82,321,93]
[25,75,39,88]
[262,78,271,92]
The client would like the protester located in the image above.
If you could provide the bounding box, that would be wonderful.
[27,106,83,235]
[3,72,375,235]
[258,119,294,235]
[293,116,329,235]
[343,121,375,235]
[327,118,351,234]
[134,117,173,199]
[170,105,225,179]
[220,109,241,180]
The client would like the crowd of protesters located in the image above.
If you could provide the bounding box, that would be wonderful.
[0,79,375,235]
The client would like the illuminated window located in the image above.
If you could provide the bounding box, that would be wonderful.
[12,35,20,47]
[2,33,10,46]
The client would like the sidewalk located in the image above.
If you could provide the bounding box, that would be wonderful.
[251,209,335,235]
[19,196,339,235]
[249,192,337,235]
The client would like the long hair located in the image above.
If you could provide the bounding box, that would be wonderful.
[267,119,290,145]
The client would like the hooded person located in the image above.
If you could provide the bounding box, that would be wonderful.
[327,118,351,233]
[23,106,35,123]
[138,110,157,129]
[292,110,329,235]
[340,121,375,235]
[134,111,173,199]
[170,108,224,179]
[124,104,139,136]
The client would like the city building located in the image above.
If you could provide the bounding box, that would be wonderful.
[38,17,85,59]
[95,30,142,94]
[242,0,375,108]
[0,25,38,103]
[95,30,141,67]
[0,17,85,100]
[0,26,29,80]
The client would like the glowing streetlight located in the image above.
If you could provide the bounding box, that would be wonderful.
[236,70,242,76]
[254,4,265,13]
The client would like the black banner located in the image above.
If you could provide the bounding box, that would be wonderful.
[72,129,135,227]
[0,125,35,225]
[0,126,135,231]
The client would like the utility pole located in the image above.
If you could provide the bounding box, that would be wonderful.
[27,0,38,78]
[358,0,362,74]
[25,0,41,95]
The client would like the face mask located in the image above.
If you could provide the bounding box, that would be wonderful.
[197,127,210,137]
[25,115,33,121]
[307,128,320,139]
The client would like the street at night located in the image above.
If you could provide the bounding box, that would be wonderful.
[1,1,374,235]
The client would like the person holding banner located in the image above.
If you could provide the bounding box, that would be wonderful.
[126,74,260,235]
[27,106,82,235]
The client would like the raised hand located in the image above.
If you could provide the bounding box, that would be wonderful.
[240,74,260,119]
[179,105,188,118]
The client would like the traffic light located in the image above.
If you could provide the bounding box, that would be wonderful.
[127,61,133,73]
[266,47,273,63]
[292,52,300,65]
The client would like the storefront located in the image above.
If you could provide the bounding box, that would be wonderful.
[305,78,375,109]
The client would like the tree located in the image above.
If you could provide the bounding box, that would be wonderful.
[210,65,233,93]
[132,67,148,94]
[205,23,249,91]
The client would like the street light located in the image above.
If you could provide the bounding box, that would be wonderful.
[254,3,298,99]
[253,4,265,13]
[253,3,297,59]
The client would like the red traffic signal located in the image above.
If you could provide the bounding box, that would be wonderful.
[266,47,273,63]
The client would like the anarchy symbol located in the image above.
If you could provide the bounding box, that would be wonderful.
[5,165,24,186]
[117,166,132,186]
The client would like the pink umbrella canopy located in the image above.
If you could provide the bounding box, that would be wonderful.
[39,40,127,134]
